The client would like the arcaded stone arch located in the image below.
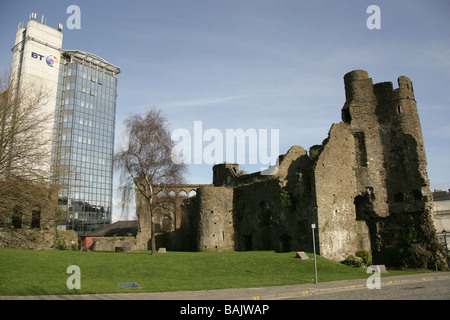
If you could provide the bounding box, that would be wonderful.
[168,190,176,197]
[189,190,197,198]
[136,183,209,250]
[178,190,188,197]
[157,190,166,197]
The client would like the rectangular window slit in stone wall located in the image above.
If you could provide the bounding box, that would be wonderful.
[353,132,367,167]
[31,210,41,228]
[12,208,22,228]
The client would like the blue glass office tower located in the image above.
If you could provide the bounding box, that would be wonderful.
[53,50,120,233]
[10,15,120,234]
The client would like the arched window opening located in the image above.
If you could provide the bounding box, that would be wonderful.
[178,190,188,197]
[157,190,166,197]
[189,190,197,198]
[161,215,172,232]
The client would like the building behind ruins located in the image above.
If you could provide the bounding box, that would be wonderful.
[136,70,442,266]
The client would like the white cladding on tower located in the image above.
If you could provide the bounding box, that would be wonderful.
[10,15,63,175]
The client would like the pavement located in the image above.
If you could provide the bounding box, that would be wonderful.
[1,271,449,300]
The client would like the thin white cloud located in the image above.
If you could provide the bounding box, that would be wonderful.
[166,95,250,108]
[429,47,450,74]
[432,125,450,139]
[421,104,449,111]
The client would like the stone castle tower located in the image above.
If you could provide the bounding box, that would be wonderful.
[136,70,441,267]
[341,69,431,219]
[314,70,438,264]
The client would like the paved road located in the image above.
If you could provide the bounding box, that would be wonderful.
[290,276,450,300]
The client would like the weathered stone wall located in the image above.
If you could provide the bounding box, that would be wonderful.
[233,146,318,253]
[0,228,78,250]
[342,70,390,218]
[93,236,143,251]
[314,122,371,261]
[280,146,316,253]
[197,186,234,252]
[0,182,79,250]
[135,184,205,251]
[233,179,281,251]
[341,70,439,264]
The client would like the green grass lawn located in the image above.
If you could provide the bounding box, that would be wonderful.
[0,248,430,296]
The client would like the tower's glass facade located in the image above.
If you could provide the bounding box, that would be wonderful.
[53,50,119,233]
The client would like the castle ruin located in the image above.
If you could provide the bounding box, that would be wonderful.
[135,70,441,266]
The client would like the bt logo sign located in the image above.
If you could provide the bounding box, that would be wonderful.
[31,52,59,67]
[46,55,58,67]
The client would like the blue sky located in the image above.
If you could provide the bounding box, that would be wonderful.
[1,1,449,221]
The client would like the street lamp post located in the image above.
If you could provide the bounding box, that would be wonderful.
[443,229,448,255]
[312,223,318,284]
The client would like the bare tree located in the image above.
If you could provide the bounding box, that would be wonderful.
[0,72,53,182]
[0,71,63,248]
[114,109,187,254]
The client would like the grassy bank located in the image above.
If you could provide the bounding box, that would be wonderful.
[0,248,429,296]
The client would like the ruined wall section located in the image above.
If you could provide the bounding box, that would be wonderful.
[374,76,432,213]
[276,146,310,183]
[0,181,75,250]
[373,75,438,264]
[213,163,240,187]
[197,186,234,252]
[341,70,389,218]
[281,146,316,253]
[341,70,432,218]
[313,122,371,261]
[212,146,311,189]
[133,70,441,267]
[341,70,439,264]
[233,179,282,251]
[135,184,207,251]
[233,146,316,253]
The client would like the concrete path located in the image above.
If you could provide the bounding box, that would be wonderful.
[1,272,449,300]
